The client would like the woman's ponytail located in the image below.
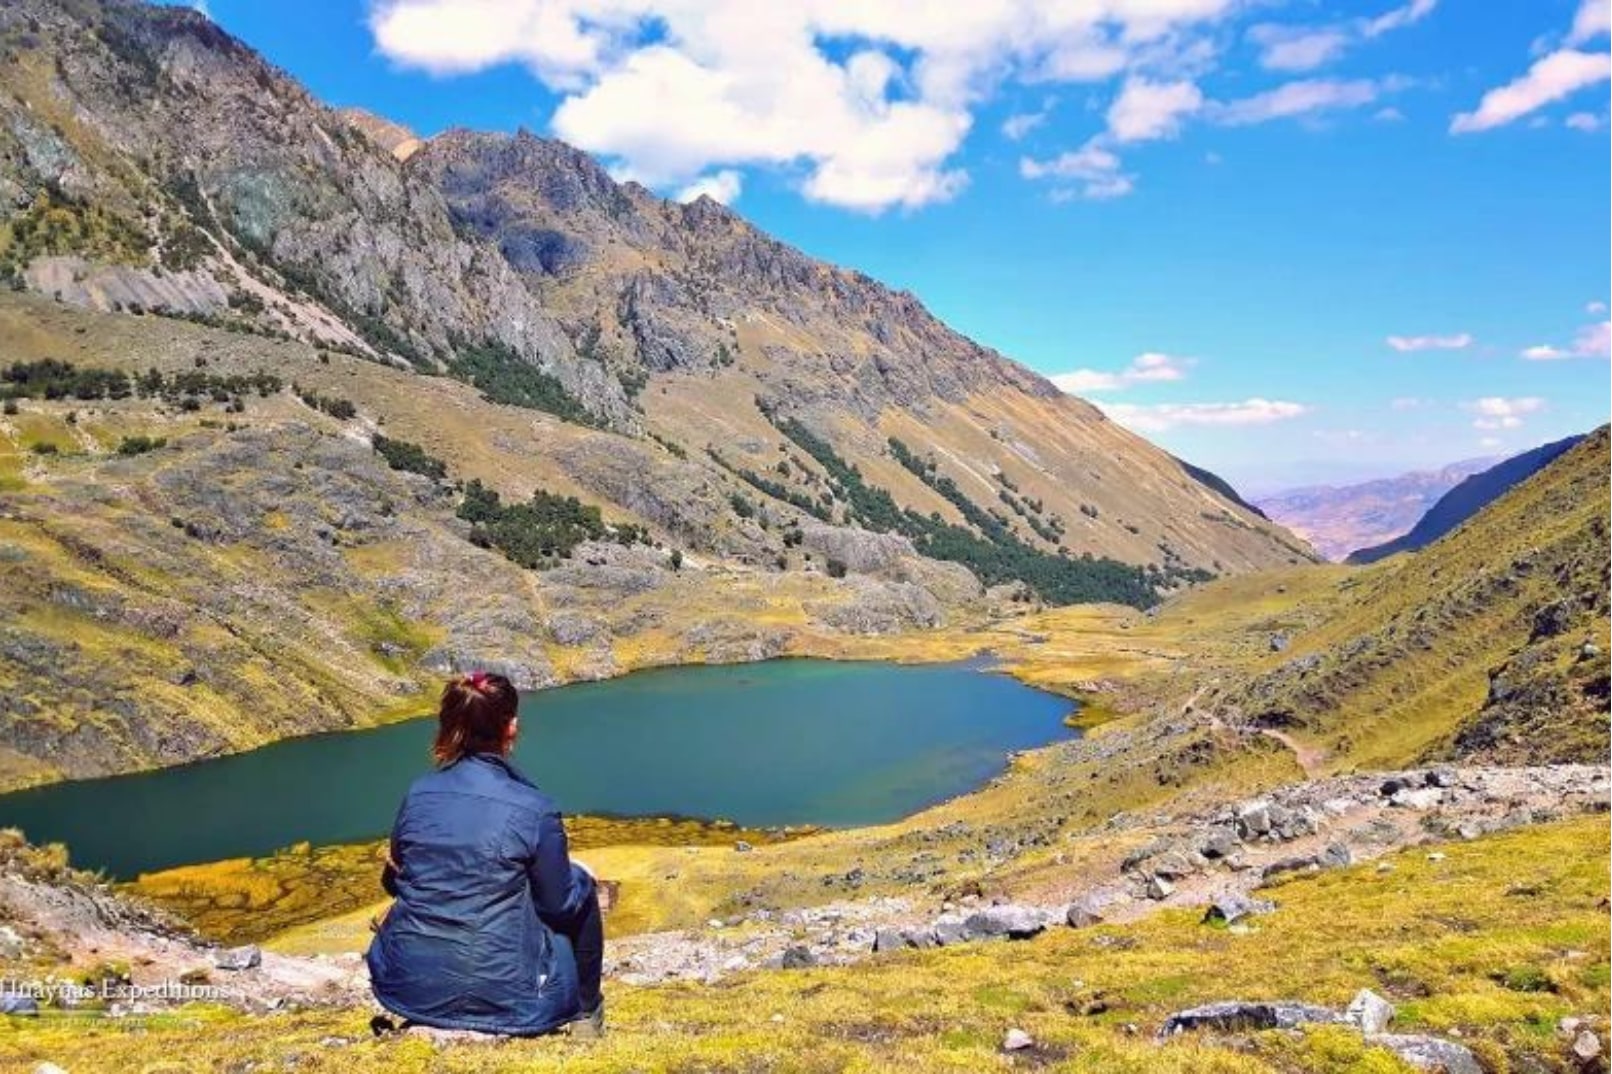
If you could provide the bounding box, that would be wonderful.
[433,671,519,765]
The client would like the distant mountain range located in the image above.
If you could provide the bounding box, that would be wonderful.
[1346,434,1589,564]
[1255,457,1496,562]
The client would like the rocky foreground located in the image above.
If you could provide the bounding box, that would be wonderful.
[1,763,1604,1073]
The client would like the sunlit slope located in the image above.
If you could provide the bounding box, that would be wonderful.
[1201,426,1609,770]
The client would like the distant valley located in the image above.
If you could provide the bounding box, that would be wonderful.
[1255,456,1495,561]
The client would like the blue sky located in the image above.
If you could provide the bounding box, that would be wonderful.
[183,0,1609,491]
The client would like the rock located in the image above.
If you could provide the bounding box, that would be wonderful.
[1149,850,1197,880]
[932,917,970,947]
[33,1065,68,1074]
[1202,892,1273,926]
[1146,876,1174,901]
[1002,1028,1035,1052]
[1573,1030,1602,1061]
[1235,801,1274,838]
[1390,788,1444,810]
[963,904,1050,940]
[1066,898,1105,929]
[1346,989,1395,1035]
[1367,1034,1482,1074]
[1424,769,1458,789]
[212,945,262,971]
[1196,827,1239,859]
[1269,633,1290,653]
[780,945,815,970]
[1560,1017,1584,1036]
[734,841,753,853]
[1380,776,1417,797]
[872,928,911,953]
[1161,1001,1345,1035]
[0,994,39,1016]
[1531,599,1576,640]
[0,925,23,960]
[1318,842,1353,869]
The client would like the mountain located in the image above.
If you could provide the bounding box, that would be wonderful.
[0,0,1311,788]
[1254,456,1493,562]
[1209,427,1609,769]
[1345,434,1587,564]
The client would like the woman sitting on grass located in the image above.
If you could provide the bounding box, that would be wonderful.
[367,671,605,1038]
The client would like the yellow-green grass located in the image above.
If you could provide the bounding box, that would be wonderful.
[132,816,816,947]
[7,815,1604,1073]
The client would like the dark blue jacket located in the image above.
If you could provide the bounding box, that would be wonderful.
[366,753,593,1035]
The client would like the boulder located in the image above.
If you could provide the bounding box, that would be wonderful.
[1146,876,1175,901]
[1196,827,1239,860]
[1149,851,1197,880]
[1319,842,1353,869]
[1202,892,1273,926]
[1390,788,1444,810]
[1002,1028,1035,1052]
[932,916,970,947]
[0,994,39,1016]
[780,946,815,970]
[1573,1030,1602,1061]
[1235,801,1274,838]
[1066,898,1105,929]
[1346,989,1395,1035]
[1367,1034,1482,1074]
[1161,1001,1345,1035]
[963,904,1050,940]
[212,945,262,971]
[871,928,910,953]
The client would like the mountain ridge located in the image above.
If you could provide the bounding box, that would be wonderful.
[1345,433,1588,564]
[1254,455,1495,561]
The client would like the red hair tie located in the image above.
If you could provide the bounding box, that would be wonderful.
[465,670,490,692]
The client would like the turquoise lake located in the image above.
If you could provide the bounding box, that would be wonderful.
[0,659,1076,878]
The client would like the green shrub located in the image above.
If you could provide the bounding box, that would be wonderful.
[372,435,447,481]
[116,435,167,456]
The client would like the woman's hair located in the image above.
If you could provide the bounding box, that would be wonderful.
[433,671,519,765]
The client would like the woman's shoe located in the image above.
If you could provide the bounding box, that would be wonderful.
[569,1002,605,1040]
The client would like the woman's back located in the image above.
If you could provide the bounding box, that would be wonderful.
[367,751,588,1035]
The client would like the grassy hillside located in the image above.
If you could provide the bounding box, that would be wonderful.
[8,816,1607,1073]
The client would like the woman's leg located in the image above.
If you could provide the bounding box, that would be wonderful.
[558,886,603,1013]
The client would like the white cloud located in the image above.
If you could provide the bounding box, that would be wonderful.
[1106,77,1203,142]
[1390,396,1428,410]
[1565,110,1609,130]
[1021,142,1134,200]
[1099,397,1311,432]
[1247,26,1352,73]
[1247,0,1436,73]
[1568,0,1612,45]
[1451,48,1611,133]
[367,0,1248,213]
[1386,331,1473,352]
[1465,396,1545,429]
[1588,300,1609,314]
[1002,102,1052,141]
[1374,105,1406,122]
[1479,436,1503,449]
[675,169,743,204]
[1522,319,1611,360]
[1052,351,1192,394]
[1211,78,1395,126]
[1365,0,1438,36]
